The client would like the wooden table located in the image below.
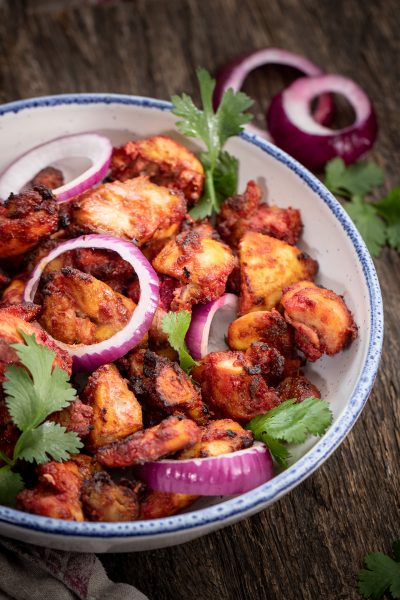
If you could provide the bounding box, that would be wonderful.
[1,1,399,598]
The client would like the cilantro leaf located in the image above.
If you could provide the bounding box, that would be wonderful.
[215,86,253,147]
[0,468,24,506]
[0,332,83,505]
[246,397,333,468]
[17,422,82,464]
[3,364,40,432]
[375,187,400,251]
[162,311,198,373]
[325,158,384,198]
[344,195,387,257]
[263,397,333,444]
[213,151,239,204]
[258,433,290,468]
[358,544,400,599]
[4,331,76,431]
[172,67,253,218]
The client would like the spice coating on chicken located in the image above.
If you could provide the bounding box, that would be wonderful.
[227,309,302,377]
[178,418,253,459]
[192,351,281,423]
[50,398,93,439]
[0,186,58,258]
[139,490,198,520]
[27,166,64,190]
[17,456,98,521]
[280,281,358,361]
[153,228,237,310]
[82,363,143,449]
[70,176,186,245]
[39,267,135,345]
[81,472,140,522]
[72,248,135,294]
[110,135,204,205]
[96,415,201,468]
[217,180,302,247]
[0,307,72,376]
[239,232,318,314]
[276,374,321,403]
[125,349,209,425]
[1,273,29,306]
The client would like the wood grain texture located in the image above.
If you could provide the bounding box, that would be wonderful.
[1,0,399,598]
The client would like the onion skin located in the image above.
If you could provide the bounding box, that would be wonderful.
[23,234,160,372]
[135,442,273,496]
[267,74,378,171]
[186,293,239,359]
[0,134,112,203]
[213,48,333,130]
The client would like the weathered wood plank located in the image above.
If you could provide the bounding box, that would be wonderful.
[0,1,399,598]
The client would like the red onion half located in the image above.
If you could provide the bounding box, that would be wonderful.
[135,442,273,496]
[186,293,239,359]
[0,134,112,203]
[214,48,333,139]
[23,234,160,372]
[267,74,378,171]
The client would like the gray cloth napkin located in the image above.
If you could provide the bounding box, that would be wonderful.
[0,537,148,600]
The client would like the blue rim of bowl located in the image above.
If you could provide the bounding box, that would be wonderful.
[0,93,383,538]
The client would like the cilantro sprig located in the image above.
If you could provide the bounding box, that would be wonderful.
[0,332,83,506]
[324,158,400,257]
[358,540,400,599]
[246,397,333,468]
[161,311,199,374]
[172,67,253,218]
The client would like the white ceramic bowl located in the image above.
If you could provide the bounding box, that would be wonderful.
[0,94,383,553]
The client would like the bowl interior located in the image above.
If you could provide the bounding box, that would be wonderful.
[0,96,382,542]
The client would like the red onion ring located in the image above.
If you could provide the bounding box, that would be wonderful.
[23,234,160,372]
[0,134,112,203]
[135,442,273,496]
[186,293,239,359]
[267,74,378,171]
[213,48,333,140]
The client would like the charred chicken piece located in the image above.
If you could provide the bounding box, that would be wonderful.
[280,281,358,361]
[139,490,198,520]
[192,351,281,423]
[96,415,201,468]
[39,267,135,345]
[152,227,237,311]
[26,166,64,190]
[81,471,141,522]
[82,363,143,449]
[217,180,302,247]
[1,272,30,306]
[17,455,98,521]
[178,418,253,459]
[239,232,318,314]
[110,135,204,205]
[0,302,41,322]
[227,309,302,377]
[70,176,186,245]
[244,342,285,385]
[276,374,321,403]
[73,248,135,294]
[0,307,72,377]
[49,398,94,439]
[126,349,209,425]
[0,186,58,258]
